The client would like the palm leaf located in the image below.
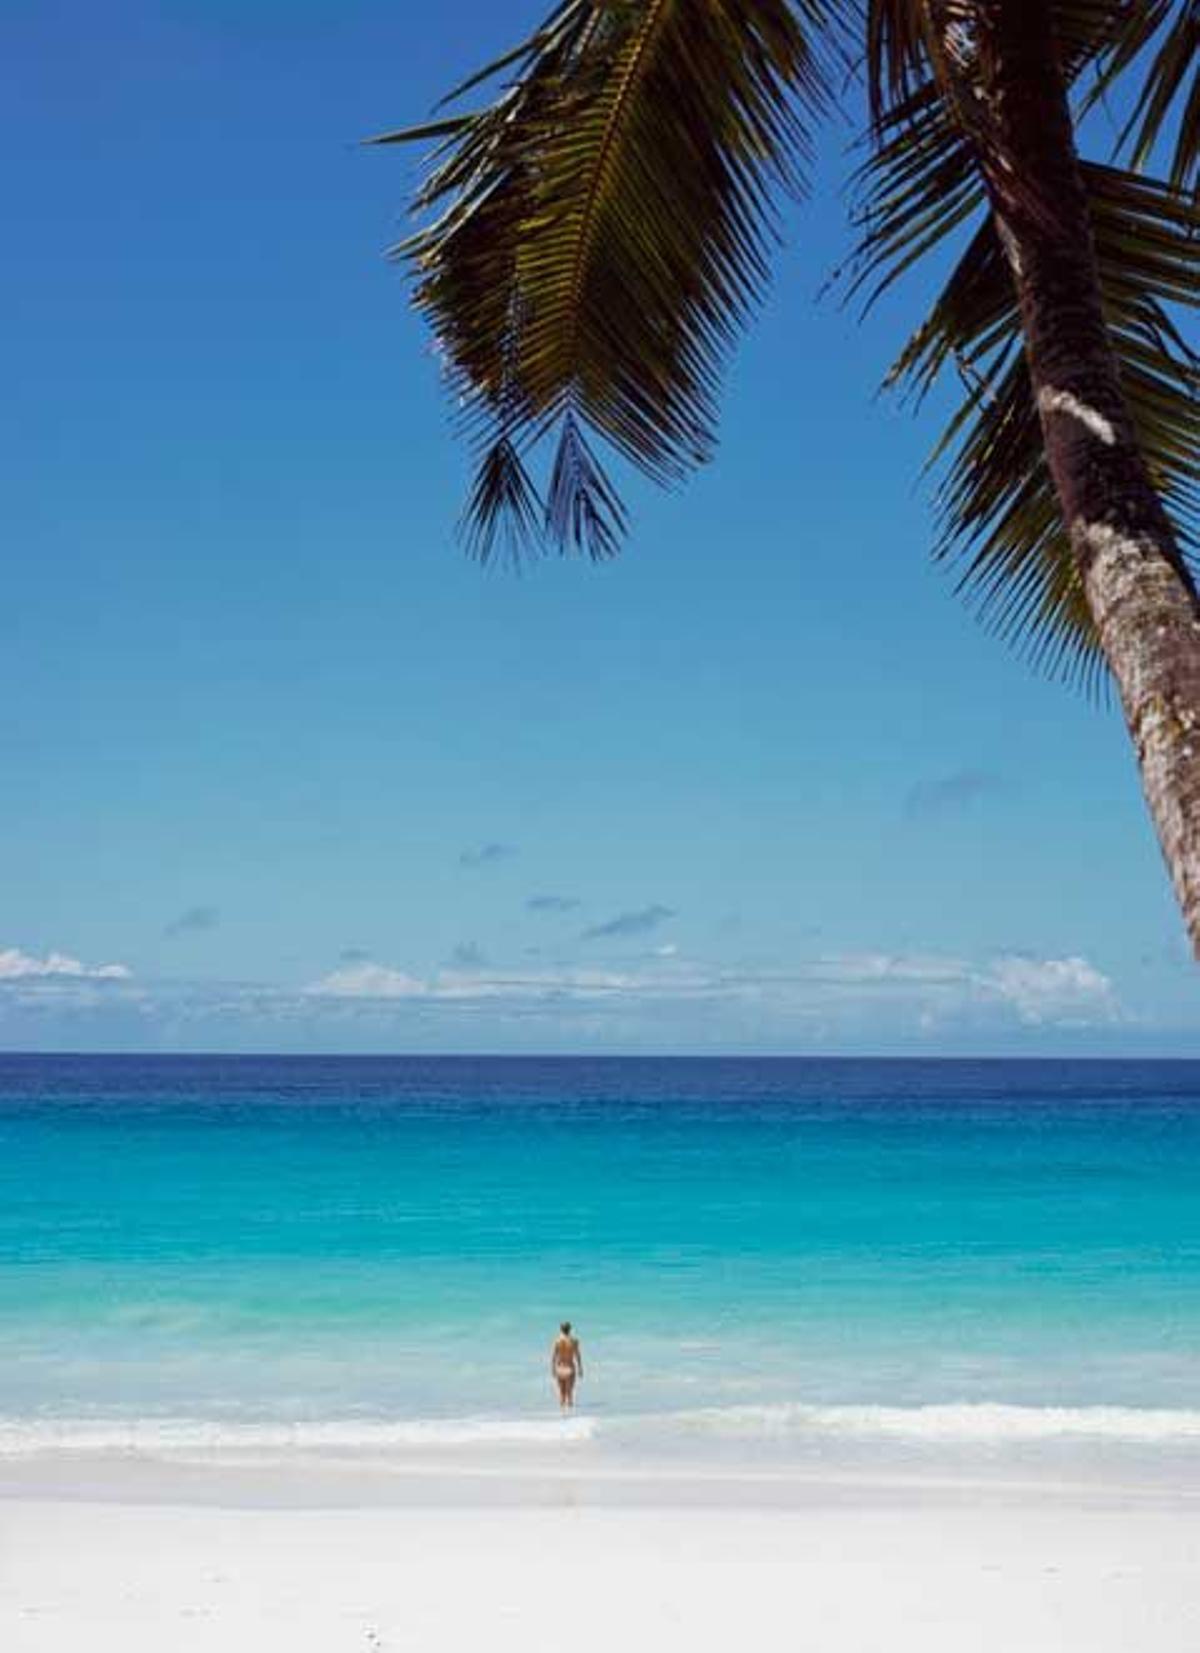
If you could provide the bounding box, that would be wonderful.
[391,0,1195,682]
[1078,1,1200,194]
[885,162,1199,689]
[459,435,545,565]
[853,3,1198,688]
[844,76,982,317]
[848,1,1160,317]
[388,0,844,559]
[863,0,1172,127]
[863,0,933,127]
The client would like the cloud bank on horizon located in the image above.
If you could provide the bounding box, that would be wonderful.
[0,936,1133,1054]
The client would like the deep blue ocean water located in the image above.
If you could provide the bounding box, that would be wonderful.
[2,1054,1199,1464]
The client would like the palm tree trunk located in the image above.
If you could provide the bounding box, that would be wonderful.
[936,0,1200,956]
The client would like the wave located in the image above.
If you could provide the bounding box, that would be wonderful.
[660,1402,1200,1445]
[0,1413,597,1456]
[4,1402,1200,1459]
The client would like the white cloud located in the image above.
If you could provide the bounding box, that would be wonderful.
[985,954,1117,1025]
[0,947,131,982]
[800,950,1119,1028]
[309,963,428,999]
[305,949,1118,1028]
[807,952,970,987]
[308,962,663,1004]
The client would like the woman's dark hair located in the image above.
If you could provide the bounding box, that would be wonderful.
[560,1321,572,1334]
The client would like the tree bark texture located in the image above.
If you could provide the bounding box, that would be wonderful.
[936,0,1200,956]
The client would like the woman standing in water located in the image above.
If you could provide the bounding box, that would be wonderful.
[551,1321,582,1409]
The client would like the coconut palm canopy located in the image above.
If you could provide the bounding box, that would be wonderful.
[375,0,1197,692]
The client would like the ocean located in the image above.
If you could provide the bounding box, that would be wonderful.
[2,1053,1199,1476]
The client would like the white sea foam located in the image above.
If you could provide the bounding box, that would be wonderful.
[661,1402,1200,1445]
[0,1414,597,1458]
[3,1402,1200,1461]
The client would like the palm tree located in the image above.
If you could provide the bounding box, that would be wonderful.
[375,1,1199,951]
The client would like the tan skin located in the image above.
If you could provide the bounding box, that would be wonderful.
[550,1327,582,1409]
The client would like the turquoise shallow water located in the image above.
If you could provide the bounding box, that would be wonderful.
[2,1054,1199,1464]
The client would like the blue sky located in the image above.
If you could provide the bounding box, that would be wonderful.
[2,0,1196,1053]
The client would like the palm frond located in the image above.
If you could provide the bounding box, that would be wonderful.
[885,162,1199,688]
[545,412,628,560]
[845,75,983,316]
[863,0,1150,130]
[1078,1,1200,194]
[848,0,1148,314]
[460,435,545,566]
[852,3,1199,689]
[863,0,930,127]
[388,0,844,558]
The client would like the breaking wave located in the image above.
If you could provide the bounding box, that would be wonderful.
[4,1402,1200,1460]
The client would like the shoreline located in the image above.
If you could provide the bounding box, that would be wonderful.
[6,1399,1200,1512]
[3,1440,1200,1510]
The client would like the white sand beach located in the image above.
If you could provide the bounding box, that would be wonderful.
[4,1463,1199,1653]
